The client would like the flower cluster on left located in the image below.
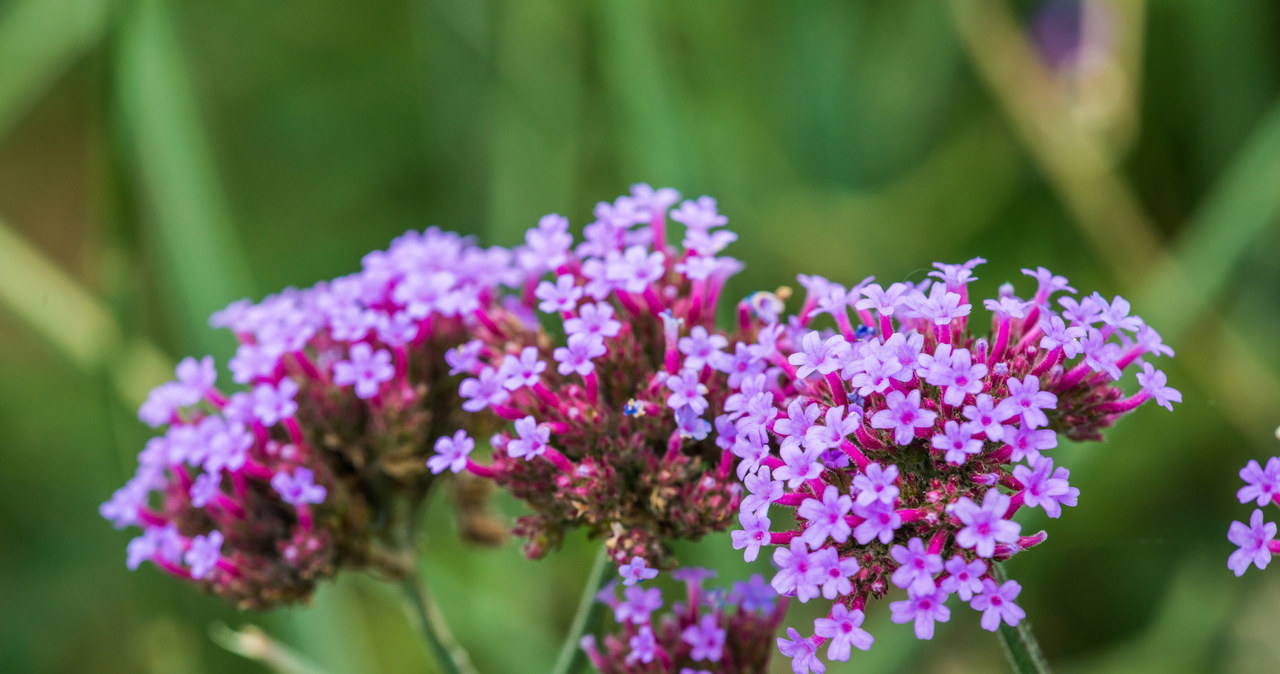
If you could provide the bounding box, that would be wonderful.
[99,229,513,608]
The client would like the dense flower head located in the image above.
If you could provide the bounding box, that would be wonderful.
[1228,430,1280,577]
[101,229,515,607]
[719,259,1177,670]
[582,568,788,673]
[434,187,767,566]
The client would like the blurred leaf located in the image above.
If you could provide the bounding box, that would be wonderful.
[112,0,252,356]
[0,0,114,140]
[0,218,169,407]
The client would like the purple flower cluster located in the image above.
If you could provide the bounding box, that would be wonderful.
[429,187,761,566]
[1228,430,1280,576]
[583,567,787,673]
[719,260,1177,672]
[101,229,514,606]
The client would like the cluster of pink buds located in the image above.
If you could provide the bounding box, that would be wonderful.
[99,229,515,607]
[582,566,787,673]
[1228,428,1280,576]
[427,186,772,566]
[717,259,1178,672]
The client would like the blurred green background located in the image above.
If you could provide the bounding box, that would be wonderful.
[2,0,1279,672]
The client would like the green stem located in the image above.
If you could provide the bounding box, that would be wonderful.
[401,573,479,674]
[993,563,1052,674]
[551,546,612,674]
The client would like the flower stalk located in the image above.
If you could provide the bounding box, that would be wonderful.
[551,546,612,674]
[993,563,1051,674]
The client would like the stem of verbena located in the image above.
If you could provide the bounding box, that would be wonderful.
[993,562,1052,674]
[401,574,478,674]
[551,546,612,674]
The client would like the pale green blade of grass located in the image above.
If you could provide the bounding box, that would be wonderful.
[0,0,115,140]
[112,0,252,357]
[0,217,170,407]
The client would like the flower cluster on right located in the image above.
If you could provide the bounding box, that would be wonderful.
[720,261,1177,673]
[1228,429,1280,576]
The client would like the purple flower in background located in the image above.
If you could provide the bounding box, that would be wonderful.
[445,340,484,376]
[627,625,657,664]
[679,326,729,371]
[564,302,621,339]
[536,274,584,313]
[1137,362,1181,411]
[932,420,983,465]
[553,333,607,376]
[333,343,394,399]
[1228,509,1277,576]
[852,499,901,545]
[619,556,658,586]
[615,585,663,624]
[665,369,709,414]
[798,485,853,547]
[251,378,298,426]
[427,431,475,474]
[507,416,550,460]
[459,366,510,411]
[271,468,327,505]
[999,375,1057,429]
[175,356,217,399]
[852,462,900,506]
[732,511,771,562]
[681,614,726,662]
[185,530,224,580]
[500,346,547,391]
[1013,455,1078,518]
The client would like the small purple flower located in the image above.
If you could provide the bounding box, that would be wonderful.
[1006,423,1059,462]
[681,614,726,662]
[137,382,191,427]
[984,296,1030,320]
[852,499,902,545]
[742,466,783,516]
[798,485,854,547]
[775,400,821,446]
[856,282,908,316]
[814,604,873,662]
[913,284,971,325]
[1137,362,1181,411]
[271,467,327,505]
[1039,315,1085,358]
[126,524,182,570]
[1013,455,1078,518]
[952,489,1021,558]
[427,430,475,474]
[535,274,584,313]
[889,586,951,640]
[675,405,712,440]
[670,196,727,231]
[445,339,484,376]
[606,246,665,294]
[940,555,987,601]
[730,574,776,612]
[1096,294,1143,333]
[553,333,607,377]
[507,416,551,460]
[679,326,729,371]
[615,585,663,624]
[962,394,1015,442]
[524,213,573,270]
[998,375,1057,429]
[564,302,621,339]
[732,510,772,562]
[251,378,298,426]
[189,471,222,508]
[970,578,1026,631]
[852,462,900,506]
[619,556,659,586]
[459,366,510,412]
[932,420,984,465]
[185,530,224,580]
[1022,266,1075,298]
[803,405,862,452]
[375,310,419,346]
[921,345,987,406]
[100,481,150,529]
[626,625,657,664]
[777,628,826,674]
[814,548,859,600]
[332,343,395,399]
[789,331,848,379]
[870,389,937,446]
[1228,509,1276,576]
[771,539,823,602]
[775,443,824,489]
[1239,457,1280,506]
[665,369,709,414]
[499,346,547,391]
[890,537,944,595]
[175,355,217,399]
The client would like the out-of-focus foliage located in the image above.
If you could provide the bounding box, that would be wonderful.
[1,0,1278,672]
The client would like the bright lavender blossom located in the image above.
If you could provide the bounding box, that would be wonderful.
[720,258,1176,668]
[1229,432,1280,577]
[619,556,659,586]
[584,568,786,673]
[970,578,1026,631]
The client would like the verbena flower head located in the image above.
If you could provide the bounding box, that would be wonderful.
[433,187,768,566]
[720,260,1177,671]
[1227,428,1280,577]
[582,568,787,673]
[101,229,514,607]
